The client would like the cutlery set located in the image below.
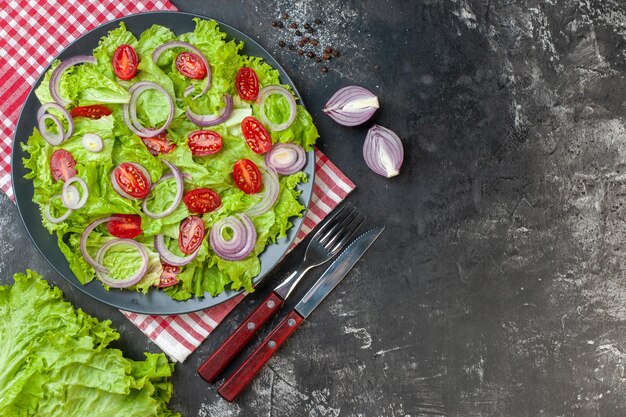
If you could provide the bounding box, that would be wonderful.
[197,202,384,401]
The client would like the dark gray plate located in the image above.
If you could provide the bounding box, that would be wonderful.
[11,11,315,315]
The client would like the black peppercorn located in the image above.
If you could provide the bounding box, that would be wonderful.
[321,66,329,73]
[307,51,315,58]
[295,30,302,36]
[282,12,289,19]
[297,40,305,47]
[272,21,279,27]
[314,18,322,24]
[302,36,310,43]
[290,22,298,29]
[310,38,318,46]
[374,64,380,70]
[278,40,286,48]
[332,49,340,57]
[277,21,284,28]
[324,46,332,54]
[297,49,304,55]
[315,56,322,63]
[323,52,331,60]
[304,23,311,30]
[288,44,295,50]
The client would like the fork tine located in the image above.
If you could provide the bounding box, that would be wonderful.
[327,213,365,254]
[318,207,357,246]
[310,202,351,242]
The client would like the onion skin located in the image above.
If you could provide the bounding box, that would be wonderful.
[363,124,404,178]
[154,234,200,266]
[44,195,73,224]
[49,55,97,107]
[323,86,379,126]
[256,85,297,131]
[265,143,306,175]
[246,167,280,217]
[81,216,116,271]
[186,94,233,127]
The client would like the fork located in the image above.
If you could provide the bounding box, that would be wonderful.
[197,203,364,382]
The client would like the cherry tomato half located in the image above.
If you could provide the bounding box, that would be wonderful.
[187,130,222,156]
[176,52,207,79]
[50,149,77,182]
[184,188,221,214]
[112,44,138,80]
[232,159,262,194]
[178,216,205,254]
[235,67,259,101]
[156,263,180,288]
[241,116,272,154]
[113,163,151,199]
[140,132,176,156]
[70,105,112,119]
[106,214,142,239]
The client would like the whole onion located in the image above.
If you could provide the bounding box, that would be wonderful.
[363,124,404,178]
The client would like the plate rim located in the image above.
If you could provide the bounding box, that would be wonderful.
[11,10,316,314]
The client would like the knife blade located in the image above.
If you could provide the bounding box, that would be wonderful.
[217,225,385,402]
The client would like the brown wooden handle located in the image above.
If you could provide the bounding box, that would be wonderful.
[197,292,284,383]
[217,310,304,402]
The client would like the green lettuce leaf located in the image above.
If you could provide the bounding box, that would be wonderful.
[0,270,180,417]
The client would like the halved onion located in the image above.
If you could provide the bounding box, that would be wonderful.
[44,195,73,224]
[257,85,297,131]
[122,81,174,138]
[209,214,257,261]
[62,176,88,209]
[81,216,116,271]
[246,167,280,217]
[152,40,212,97]
[323,86,379,126]
[37,102,74,145]
[49,55,97,107]
[94,238,148,288]
[363,124,404,178]
[265,143,306,175]
[142,160,184,219]
[154,234,199,266]
[186,93,234,127]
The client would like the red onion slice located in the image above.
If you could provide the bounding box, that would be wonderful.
[122,81,174,138]
[94,238,148,288]
[154,234,200,266]
[142,160,184,219]
[323,86,379,126]
[265,143,306,175]
[37,102,74,145]
[49,55,97,107]
[80,216,116,271]
[110,162,152,200]
[209,214,257,261]
[152,40,212,97]
[257,85,297,131]
[363,124,404,178]
[62,176,88,210]
[44,195,73,224]
[246,167,280,217]
[186,94,233,127]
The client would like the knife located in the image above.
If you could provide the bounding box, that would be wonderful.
[217,225,385,402]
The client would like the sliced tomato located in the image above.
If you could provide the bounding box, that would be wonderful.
[176,52,207,79]
[233,159,262,194]
[157,263,180,288]
[178,216,205,254]
[112,44,138,80]
[187,130,222,156]
[106,214,142,239]
[241,116,272,154]
[140,132,176,156]
[235,67,259,101]
[184,188,221,214]
[113,163,151,199]
[50,149,77,182]
[70,105,112,119]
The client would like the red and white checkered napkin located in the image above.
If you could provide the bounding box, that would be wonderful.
[0,1,356,362]
[123,149,355,361]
